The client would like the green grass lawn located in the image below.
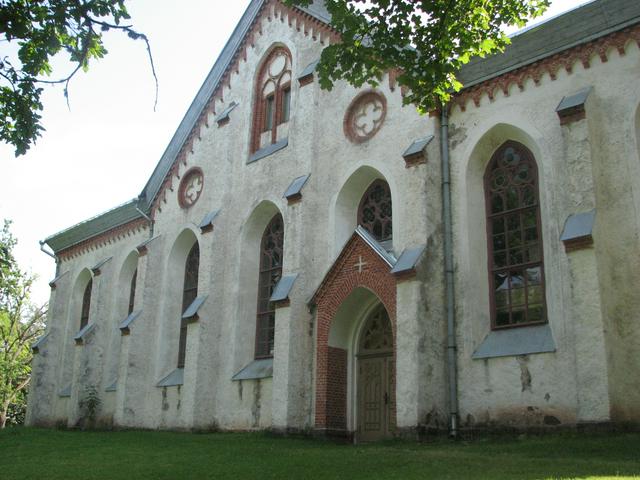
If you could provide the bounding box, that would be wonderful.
[0,428,638,480]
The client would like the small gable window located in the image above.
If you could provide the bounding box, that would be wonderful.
[80,279,93,330]
[178,243,199,368]
[251,47,292,154]
[255,214,284,359]
[484,141,547,329]
[358,179,393,245]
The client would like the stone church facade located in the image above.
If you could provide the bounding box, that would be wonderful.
[27,0,640,438]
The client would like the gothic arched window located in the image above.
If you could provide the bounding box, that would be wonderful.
[80,279,92,330]
[358,180,393,244]
[128,269,137,316]
[484,141,547,328]
[178,243,199,368]
[251,47,292,154]
[255,214,284,358]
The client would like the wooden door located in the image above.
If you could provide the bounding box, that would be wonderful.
[358,354,392,442]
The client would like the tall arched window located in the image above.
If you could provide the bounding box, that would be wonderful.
[178,243,199,368]
[358,179,393,245]
[485,141,546,328]
[255,214,284,358]
[128,269,137,315]
[251,47,292,154]
[80,279,92,329]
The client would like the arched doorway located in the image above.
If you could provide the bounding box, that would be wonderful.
[356,305,395,442]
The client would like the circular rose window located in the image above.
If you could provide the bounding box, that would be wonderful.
[344,91,387,143]
[178,167,204,209]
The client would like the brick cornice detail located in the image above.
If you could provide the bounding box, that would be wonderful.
[57,218,148,262]
[150,0,338,218]
[452,24,640,113]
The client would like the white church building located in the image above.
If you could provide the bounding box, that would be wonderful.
[27,0,640,440]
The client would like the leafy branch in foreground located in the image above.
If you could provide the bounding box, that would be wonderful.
[0,0,157,156]
[0,220,46,428]
[285,0,549,112]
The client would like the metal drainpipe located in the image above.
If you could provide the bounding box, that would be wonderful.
[39,240,60,275]
[135,199,155,237]
[440,103,459,438]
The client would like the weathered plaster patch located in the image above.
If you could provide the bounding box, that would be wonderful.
[448,123,468,151]
[517,356,532,392]
[252,379,262,428]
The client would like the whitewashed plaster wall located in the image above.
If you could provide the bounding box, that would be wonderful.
[29,9,640,433]
[448,41,640,427]
[27,225,149,427]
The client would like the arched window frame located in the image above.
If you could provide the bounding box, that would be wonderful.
[178,243,199,368]
[358,179,393,246]
[251,47,293,154]
[255,213,284,359]
[128,268,137,316]
[484,141,547,329]
[80,278,93,330]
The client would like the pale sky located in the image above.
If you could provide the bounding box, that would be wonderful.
[0,0,588,306]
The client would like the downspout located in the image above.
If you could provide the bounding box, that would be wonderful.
[440,103,459,437]
[39,240,60,275]
[135,197,155,237]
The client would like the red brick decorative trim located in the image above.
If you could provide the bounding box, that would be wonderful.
[558,107,586,125]
[452,24,640,113]
[57,219,148,262]
[312,234,397,431]
[343,90,387,144]
[563,235,593,253]
[298,73,314,87]
[150,0,339,218]
[250,46,293,154]
[404,152,426,168]
[177,167,204,209]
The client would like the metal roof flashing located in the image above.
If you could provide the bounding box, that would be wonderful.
[355,226,397,267]
[232,358,274,381]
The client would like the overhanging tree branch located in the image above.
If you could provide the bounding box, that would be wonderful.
[0,0,158,156]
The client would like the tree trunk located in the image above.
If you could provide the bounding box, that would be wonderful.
[1,397,13,429]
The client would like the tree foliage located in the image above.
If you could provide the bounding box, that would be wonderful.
[0,0,155,157]
[0,220,46,428]
[285,0,549,112]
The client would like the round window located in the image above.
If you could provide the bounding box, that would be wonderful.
[178,167,204,209]
[344,91,387,143]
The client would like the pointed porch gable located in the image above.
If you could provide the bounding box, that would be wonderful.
[310,226,399,435]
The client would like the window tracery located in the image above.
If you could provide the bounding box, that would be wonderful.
[359,306,393,355]
[251,47,292,154]
[344,91,387,143]
[358,180,393,244]
[178,243,199,367]
[255,213,284,358]
[485,141,547,328]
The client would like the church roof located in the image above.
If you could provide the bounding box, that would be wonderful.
[459,0,640,88]
[44,199,143,254]
[44,0,640,254]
